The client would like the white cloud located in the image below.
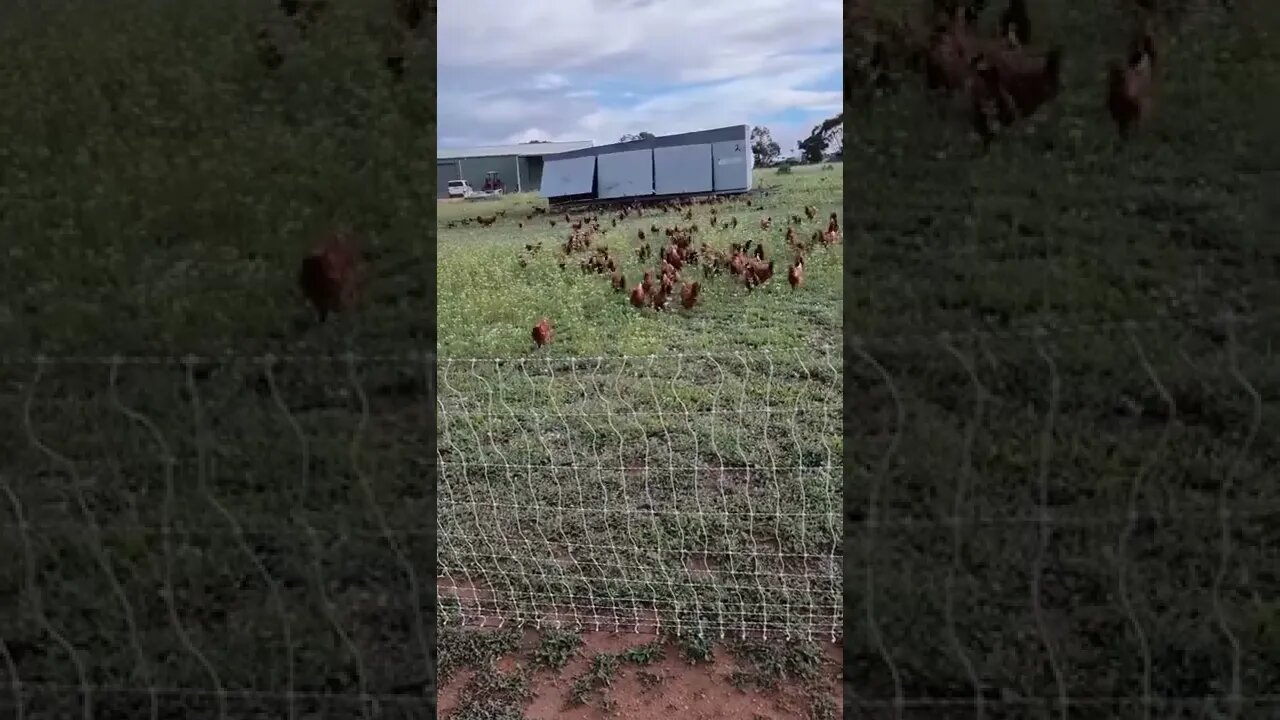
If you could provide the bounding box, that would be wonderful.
[532,72,571,90]
[438,0,842,149]
[500,127,586,144]
[439,0,839,81]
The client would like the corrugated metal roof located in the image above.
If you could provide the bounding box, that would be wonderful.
[438,140,593,160]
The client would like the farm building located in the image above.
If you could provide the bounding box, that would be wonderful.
[437,140,593,198]
[539,124,752,206]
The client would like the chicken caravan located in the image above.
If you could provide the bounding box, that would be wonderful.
[540,124,753,206]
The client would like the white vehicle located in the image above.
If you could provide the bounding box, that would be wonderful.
[447,179,472,198]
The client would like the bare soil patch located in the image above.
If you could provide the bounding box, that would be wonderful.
[438,627,841,719]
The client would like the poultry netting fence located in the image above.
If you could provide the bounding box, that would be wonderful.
[0,346,841,717]
[437,346,844,641]
[1,352,438,718]
[845,315,1280,716]
[9,313,1280,716]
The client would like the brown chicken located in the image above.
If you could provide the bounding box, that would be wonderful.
[664,246,684,271]
[532,318,553,348]
[611,271,626,291]
[745,259,775,289]
[969,57,1016,145]
[630,283,647,308]
[651,285,669,311]
[980,44,1064,122]
[680,282,701,310]
[760,217,772,230]
[788,258,805,290]
[1108,31,1156,138]
[924,6,976,92]
[298,231,360,323]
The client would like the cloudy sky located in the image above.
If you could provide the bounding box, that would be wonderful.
[437,0,842,158]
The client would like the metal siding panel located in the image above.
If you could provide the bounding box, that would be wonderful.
[457,156,519,193]
[653,143,713,195]
[437,161,461,198]
[526,157,544,191]
[540,155,596,198]
[597,148,653,199]
[712,139,750,192]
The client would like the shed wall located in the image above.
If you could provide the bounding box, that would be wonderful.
[597,148,654,199]
[518,156,545,192]
[653,144,714,195]
[539,124,750,202]
[712,137,751,192]
[437,161,461,198]
[541,155,596,197]
[452,155,520,194]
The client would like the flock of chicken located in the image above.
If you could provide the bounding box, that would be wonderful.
[865,0,1159,144]
[467,196,845,350]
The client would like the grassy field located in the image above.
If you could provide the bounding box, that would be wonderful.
[847,1,1280,717]
[1,2,436,718]
[435,166,844,627]
[437,165,842,357]
[436,166,844,717]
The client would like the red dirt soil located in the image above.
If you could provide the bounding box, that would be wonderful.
[438,628,842,720]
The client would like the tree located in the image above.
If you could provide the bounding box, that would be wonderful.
[619,131,656,142]
[798,113,842,163]
[827,124,844,159]
[750,126,782,166]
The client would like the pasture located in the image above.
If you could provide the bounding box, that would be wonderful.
[847,1,1280,716]
[437,165,843,357]
[435,166,845,717]
[1,2,435,718]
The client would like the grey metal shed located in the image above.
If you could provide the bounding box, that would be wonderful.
[540,124,752,205]
[436,140,593,198]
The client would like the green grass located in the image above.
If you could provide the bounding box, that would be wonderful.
[847,2,1280,714]
[0,2,435,718]
[532,629,582,670]
[437,166,844,641]
[567,653,620,706]
[0,0,434,360]
[437,165,843,358]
